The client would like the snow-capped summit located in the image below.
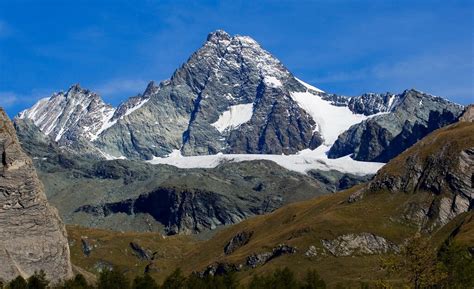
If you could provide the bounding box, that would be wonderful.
[18,30,463,164]
[18,84,116,142]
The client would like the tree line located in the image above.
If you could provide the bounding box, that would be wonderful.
[0,267,326,289]
[0,236,472,289]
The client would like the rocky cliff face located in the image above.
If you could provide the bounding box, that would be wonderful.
[365,117,473,230]
[62,160,325,235]
[0,108,72,282]
[459,104,474,122]
[328,89,464,162]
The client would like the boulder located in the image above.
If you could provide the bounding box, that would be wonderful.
[321,233,399,256]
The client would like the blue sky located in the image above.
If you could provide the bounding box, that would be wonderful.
[0,0,472,117]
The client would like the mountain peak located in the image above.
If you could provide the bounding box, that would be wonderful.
[207,29,231,42]
[143,80,159,96]
[64,83,95,99]
[68,83,82,92]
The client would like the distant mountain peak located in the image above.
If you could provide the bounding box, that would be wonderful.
[207,29,231,42]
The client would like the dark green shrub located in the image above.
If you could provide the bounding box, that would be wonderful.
[98,269,130,289]
[161,269,185,289]
[132,274,158,289]
[26,271,48,289]
[8,276,27,289]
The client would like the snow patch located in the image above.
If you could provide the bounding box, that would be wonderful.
[211,103,254,133]
[290,91,369,145]
[148,145,384,176]
[90,98,149,141]
[263,76,282,88]
[295,78,324,93]
[387,94,395,110]
[89,109,117,141]
[98,149,127,161]
[123,98,149,118]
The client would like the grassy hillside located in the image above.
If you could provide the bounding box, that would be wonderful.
[67,225,199,284]
[67,121,474,288]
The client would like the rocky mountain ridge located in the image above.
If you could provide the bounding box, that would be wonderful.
[328,89,464,162]
[17,30,464,163]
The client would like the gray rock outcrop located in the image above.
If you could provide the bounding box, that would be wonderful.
[199,262,240,277]
[321,233,399,256]
[0,108,73,282]
[224,231,253,255]
[129,242,153,260]
[81,238,92,256]
[246,244,296,268]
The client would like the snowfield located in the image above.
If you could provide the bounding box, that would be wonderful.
[290,90,369,145]
[149,80,386,176]
[147,145,384,176]
[211,103,254,133]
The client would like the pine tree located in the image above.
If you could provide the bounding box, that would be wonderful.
[302,270,326,289]
[98,269,130,289]
[438,243,474,288]
[26,271,49,289]
[132,274,159,289]
[54,274,92,289]
[161,269,186,289]
[381,234,447,289]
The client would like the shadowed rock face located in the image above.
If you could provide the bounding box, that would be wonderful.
[0,108,72,282]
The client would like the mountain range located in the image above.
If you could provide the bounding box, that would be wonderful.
[17,30,463,164]
[1,30,472,287]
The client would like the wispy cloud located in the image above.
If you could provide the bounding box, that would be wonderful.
[0,89,54,116]
[95,78,149,98]
[310,51,473,103]
[0,91,19,107]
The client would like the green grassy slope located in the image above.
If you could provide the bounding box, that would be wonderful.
[68,121,474,288]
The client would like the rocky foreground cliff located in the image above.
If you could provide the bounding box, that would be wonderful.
[366,105,474,230]
[0,108,72,282]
